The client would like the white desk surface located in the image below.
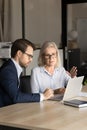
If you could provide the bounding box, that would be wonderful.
[0,94,87,130]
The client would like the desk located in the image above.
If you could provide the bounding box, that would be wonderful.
[0,97,87,130]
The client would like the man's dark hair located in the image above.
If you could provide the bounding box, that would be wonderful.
[11,39,35,58]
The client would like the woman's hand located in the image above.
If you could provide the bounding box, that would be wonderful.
[66,66,77,78]
[70,66,77,78]
[54,88,65,94]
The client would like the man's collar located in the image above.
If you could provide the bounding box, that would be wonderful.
[11,58,23,78]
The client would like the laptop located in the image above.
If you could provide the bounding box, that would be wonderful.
[62,76,87,108]
[49,76,87,107]
[62,76,84,101]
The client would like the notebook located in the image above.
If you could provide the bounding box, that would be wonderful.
[63,99,87,108]
[62,76,87,108]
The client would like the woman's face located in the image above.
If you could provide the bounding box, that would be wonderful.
[44,47,57,67]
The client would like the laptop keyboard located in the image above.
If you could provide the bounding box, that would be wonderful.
[49,94,64,101]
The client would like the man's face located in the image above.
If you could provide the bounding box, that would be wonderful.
[18,46,33,68]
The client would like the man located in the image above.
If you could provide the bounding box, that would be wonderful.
[0,39,54,107]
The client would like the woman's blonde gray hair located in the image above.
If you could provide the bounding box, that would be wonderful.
[38,41,61,67]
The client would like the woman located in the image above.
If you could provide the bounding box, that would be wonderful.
[30,41,77,94]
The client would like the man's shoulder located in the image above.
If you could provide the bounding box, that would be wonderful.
[0,59,15,72]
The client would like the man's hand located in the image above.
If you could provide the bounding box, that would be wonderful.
[43,88,54,100]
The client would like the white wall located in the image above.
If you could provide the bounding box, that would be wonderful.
[10,0,22,41]
[25,0,61,48]
[1,0,22,42]
[2,0,61,47]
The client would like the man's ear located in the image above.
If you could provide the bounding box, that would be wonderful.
[17,50,22,57]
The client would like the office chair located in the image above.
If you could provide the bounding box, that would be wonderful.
[20,75,31,93]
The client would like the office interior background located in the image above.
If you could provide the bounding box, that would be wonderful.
[0,0,87,77]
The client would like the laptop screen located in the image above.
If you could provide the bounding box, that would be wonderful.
[62,76,84,101]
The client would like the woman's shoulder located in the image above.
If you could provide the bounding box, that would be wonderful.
[32,66,43,72]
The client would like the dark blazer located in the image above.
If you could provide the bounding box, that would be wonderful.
[0,59,40,107]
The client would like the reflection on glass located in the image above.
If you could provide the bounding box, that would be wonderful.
[67,3,87,66]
